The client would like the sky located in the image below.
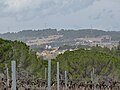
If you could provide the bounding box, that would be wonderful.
[0,0,120,33]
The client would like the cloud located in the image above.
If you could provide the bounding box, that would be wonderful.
[0,0,95,20]
[0,0,120,33]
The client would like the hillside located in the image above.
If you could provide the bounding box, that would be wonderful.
[51,46,120,81]
[1,38,120,81]
[0,38,46,78]
[1,29,120,41]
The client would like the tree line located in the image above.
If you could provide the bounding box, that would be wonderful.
[1,29,120,41]
[1,38,120,82]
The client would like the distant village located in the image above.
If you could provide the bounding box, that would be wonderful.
[75,35,117,49]
[26,35,118,59]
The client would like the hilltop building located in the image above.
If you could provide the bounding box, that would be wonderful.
[75,35,111,44]
[75,35,117,49]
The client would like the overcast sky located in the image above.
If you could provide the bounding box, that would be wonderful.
[0,0,120,33]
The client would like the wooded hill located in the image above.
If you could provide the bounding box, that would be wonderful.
[1,38,120,81]
[51,45,120,81]
[0,29,120,41]
[0,38,45,78]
